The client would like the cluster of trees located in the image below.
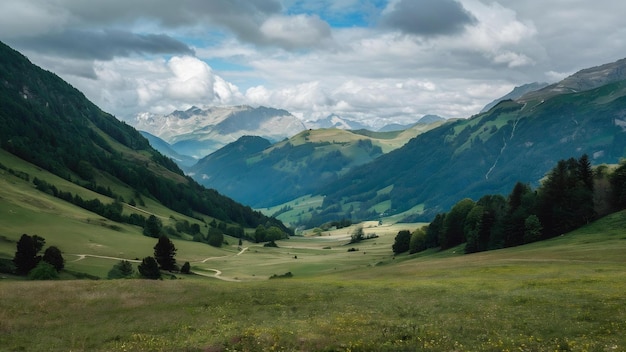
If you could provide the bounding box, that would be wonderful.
[11,234,64,279]
[109,235,188,280]
[393,155,626,255]
[254,225,288,243]
[144,215,241,248]
[349,226,378,244]
[33,177,146,226]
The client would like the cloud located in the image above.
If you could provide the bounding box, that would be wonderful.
[3,0,626,129]
[380,0,476,36]
[16,29,194,61]
[62,56,243,118]
[260,14,333,49]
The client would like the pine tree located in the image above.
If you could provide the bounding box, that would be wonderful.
[143,215,163,238]
[153,236,177,271]
[138,256,161,279]
[13,234,45,275]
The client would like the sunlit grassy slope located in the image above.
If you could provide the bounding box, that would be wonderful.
[1,211,625,351]
[2,137,626,351]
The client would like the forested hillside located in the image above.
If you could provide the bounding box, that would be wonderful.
[313,79,626,224]
[0,41,288,233]
[190,123,445,208]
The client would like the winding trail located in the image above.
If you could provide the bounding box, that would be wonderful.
[191,268,241,282]
[69,247,250,282]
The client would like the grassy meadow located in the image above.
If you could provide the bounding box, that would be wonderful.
[1,209,626,351]
[2,149,626,351]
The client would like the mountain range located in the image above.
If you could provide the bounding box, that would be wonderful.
[188,120,446,208]
[2,38,625,232]
[306,58,626,224]
[129,105,306,159]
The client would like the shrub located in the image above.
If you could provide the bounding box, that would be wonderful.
[28,261,59,280]
[263,240,278,248]
[180,262,191,274]
[107,260,135,279]
[269,272,293,279]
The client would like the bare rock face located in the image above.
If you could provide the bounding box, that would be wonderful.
[129,105,306,158]
[519,57,626,102]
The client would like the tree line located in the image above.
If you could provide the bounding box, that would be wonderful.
[393,155,626,255]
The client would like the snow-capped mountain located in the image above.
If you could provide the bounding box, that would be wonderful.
[129,105,306,158]
[305,114,370,130]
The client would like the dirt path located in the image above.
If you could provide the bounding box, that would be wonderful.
[70,246,250,281]
[70,254,141,263]
[198,246,248,262]
[191,268,241,282]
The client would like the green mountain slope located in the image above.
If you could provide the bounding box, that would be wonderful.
[189,124,444,208]
[314,78,626,224]
[0,41,288,234]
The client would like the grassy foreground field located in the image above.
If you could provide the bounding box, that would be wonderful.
[1,211,626,351]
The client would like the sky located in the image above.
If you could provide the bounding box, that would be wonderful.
[1,0,625,128]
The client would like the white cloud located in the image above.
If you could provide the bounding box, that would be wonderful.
[260,14,332,49]
[3,0,626,128]
[62,56,243,118]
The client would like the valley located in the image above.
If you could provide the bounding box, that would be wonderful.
[1,37,626,352]
[2,211,625,351]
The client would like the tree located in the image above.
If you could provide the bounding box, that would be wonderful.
[42,246,64,272]
[138,256,161,279]
[538,156,595,237]
[207,228,224,247]
[503,183,536,247]
[143,215,163,238]
[153,235,177,271]
[425,213,445,248]
[609,160,626,210]
[440,199,475,249]
[409,227,427,254]
[13,234,45,275]
[266,226,286,242]
[464,205,485,254]
[28,261,59,280]
[392,230,412,254]
[349,226,365,244]
[254,225,266,243]
[107,260,135,279]
[180,261,191,274]
[523,215,543,244]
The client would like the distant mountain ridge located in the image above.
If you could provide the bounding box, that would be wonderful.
[305,114,370,130]
[519,57,626,102]
[129,105,306,158]
[378,115,446,132]
[188,121,446,208]
[480,82,549,113]
[139,131,198,167]
[308,62,626,225]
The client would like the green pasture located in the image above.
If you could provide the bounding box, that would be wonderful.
[3,146,626,350]
[1,211,625,351]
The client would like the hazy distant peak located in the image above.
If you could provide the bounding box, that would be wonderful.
[480,82,549,113]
